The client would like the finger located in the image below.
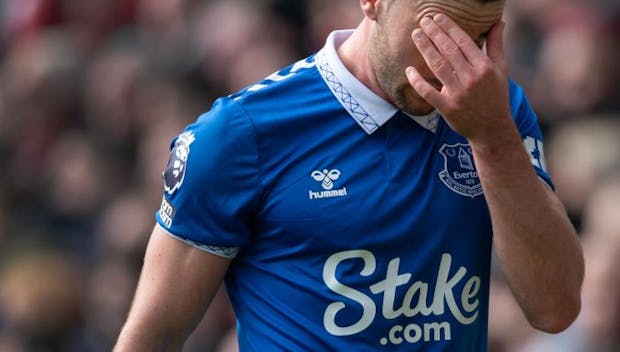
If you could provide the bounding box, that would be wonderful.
[405,66,446,110]
[419,16,471,77]
[486,21,506,68]
[433,13,485,66]
[412,28,459,88]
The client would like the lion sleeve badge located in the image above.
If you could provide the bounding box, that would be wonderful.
[163,131,196,195]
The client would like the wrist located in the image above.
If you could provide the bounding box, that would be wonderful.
[468,123,524,161]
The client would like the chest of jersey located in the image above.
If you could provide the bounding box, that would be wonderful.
[227,109,492,350]
[251,112,491,256]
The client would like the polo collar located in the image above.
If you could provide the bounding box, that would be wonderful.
[316,30,440,134]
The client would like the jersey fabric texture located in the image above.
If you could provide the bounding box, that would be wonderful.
[155,30,553,351]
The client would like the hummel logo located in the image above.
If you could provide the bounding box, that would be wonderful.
[311,169,341,190]
[309,169,348,200]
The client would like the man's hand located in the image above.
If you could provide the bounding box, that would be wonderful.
[406,14,510,144]
[404,15,583,333]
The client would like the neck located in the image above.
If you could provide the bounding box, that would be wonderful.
[336,20,391,102]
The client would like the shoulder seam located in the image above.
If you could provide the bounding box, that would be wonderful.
[225,97,265,214]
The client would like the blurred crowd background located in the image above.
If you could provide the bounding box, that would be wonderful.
[0,0,618,351]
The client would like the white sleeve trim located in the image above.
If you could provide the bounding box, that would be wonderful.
[156,224,240,259]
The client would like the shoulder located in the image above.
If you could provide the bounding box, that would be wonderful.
[508,79,528,111]
[168,97,259,192]
[193,96,254,137]
[508,79,539,129]
[229,55,323,112]
[217,54,341,140]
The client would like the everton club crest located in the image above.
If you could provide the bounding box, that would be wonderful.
[438,143,483,198]
[163,131,196,195]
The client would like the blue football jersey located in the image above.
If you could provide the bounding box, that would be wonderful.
[156,30,552,351]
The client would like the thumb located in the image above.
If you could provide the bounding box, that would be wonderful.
[487,20,506,68]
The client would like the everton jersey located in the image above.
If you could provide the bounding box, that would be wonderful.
[156,30,552,351]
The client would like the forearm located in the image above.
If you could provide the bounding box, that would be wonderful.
[114,226,232,351]
[471,125,584,333]
[115,322,184,352]
[114,282,195,352]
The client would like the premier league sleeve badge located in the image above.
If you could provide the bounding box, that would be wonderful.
[163,131,196,195]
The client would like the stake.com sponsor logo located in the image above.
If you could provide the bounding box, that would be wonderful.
[322,251,480,346]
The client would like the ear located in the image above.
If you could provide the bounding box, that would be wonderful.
[360,0,380,21]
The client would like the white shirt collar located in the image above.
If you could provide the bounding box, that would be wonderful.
[316,30,440,134]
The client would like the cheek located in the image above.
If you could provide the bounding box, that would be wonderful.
[389,34,425,71]
[374,23,429,78]
[392,30,430,72]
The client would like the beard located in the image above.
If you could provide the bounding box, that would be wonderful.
[368,27,437,116]
[391,82,437,116]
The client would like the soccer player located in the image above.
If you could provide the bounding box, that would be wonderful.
[115,0,584,350]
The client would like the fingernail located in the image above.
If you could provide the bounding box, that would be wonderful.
[412,29,424,41]
[434,14,446,23]
[406,66,415,76]
[420,17,432,27]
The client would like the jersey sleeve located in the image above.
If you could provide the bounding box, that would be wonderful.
[509,80,554,189]
[155,97,260,258]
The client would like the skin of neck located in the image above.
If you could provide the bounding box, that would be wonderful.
[337,19,391,102]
